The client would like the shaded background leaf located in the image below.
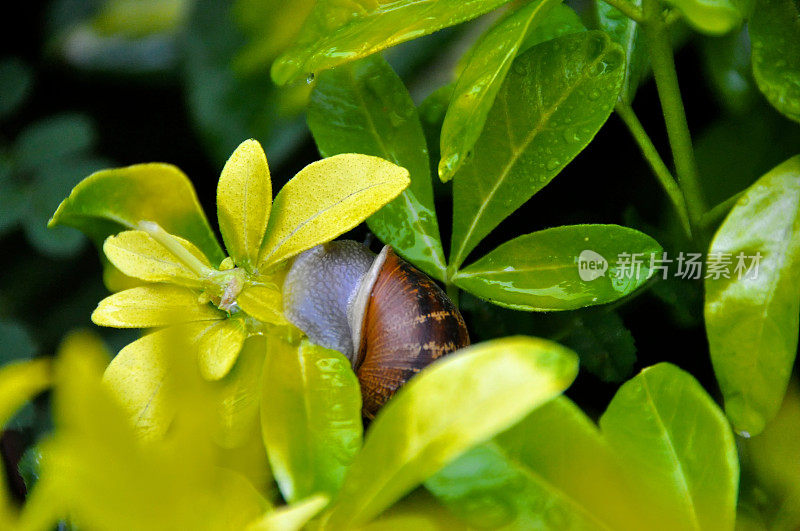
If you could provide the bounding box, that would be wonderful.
[308,54,446,279]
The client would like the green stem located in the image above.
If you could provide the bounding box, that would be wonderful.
[615,102,692,239]
[600,0,644,21]
[139,221,214,277]
[700,191,743,230]
[641,0,706,233]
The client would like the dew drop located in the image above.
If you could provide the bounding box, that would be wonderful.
[306,73,315,84]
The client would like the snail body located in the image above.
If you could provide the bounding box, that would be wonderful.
[283,240,469,419]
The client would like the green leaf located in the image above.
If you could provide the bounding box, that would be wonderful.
[50,163,225,265]
[270,0,513,85]
[322,336,579,528]
[217,139,272,272]
[701,28,757,114]
[454,225,661,311]
[599,363,739,530]
[597,0,647,103]
[258,154,410,267]
[749,0,800,123]
[307,55,446,280]
[663,0,742,35]
[260,338,362,503]
[0,320,36,364]
[449,31,625,270]
[427,397,653,529]
[704,155,800,436]
[0,57,33,119]
[438,0,562,181]
[418,84,454,185]
[185,0,309,166]
[14,114,94,171]
[739,382,800,530]
[518,3,584,49]
[558,309,636,382]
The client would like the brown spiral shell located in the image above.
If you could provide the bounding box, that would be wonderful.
[354,247,470,419]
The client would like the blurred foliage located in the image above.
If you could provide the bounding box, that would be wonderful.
[0,0,799,528]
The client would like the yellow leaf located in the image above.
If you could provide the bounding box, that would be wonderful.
[198,318,248,381]
[102,326,192,438]
[45,327,266,531]
[0,359,51,429]
[214,336,266,449]
[247,494,329,531]
[92,285,224,328]
[258,154,410,267]
[0,358,51,524]
[237,284,287,325]
[103,230,211,288]
[217,139,272,272]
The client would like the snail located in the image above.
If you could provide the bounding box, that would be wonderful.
[283,240,470,419]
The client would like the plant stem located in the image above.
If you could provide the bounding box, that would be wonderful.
[615,102,692,239]
[700,191,743,231]
[641,0,706,233]
[600,0,644,21]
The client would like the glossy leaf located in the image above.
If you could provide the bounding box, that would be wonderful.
[597,0,647,103]
[427,397,653,529]
[247,495,329,531]
[323,336,579,528]
[664,0,742,35]
[599,363,739,530]
[454,225,661,311]
[259,154,410,267]
[449,31,625,269]
[92,285,224,328]
[307,55,446,280]
[749,0,800,123]
[518,3,584,49]
[270,0,513,85]
[217,139,272,272]
[438,0,561,182]
[49,163,225,265]
[103,230,211,289]
[261,338,362,503]
[705,155,800,436]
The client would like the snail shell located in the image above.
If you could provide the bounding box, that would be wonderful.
[283,241,469,419]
